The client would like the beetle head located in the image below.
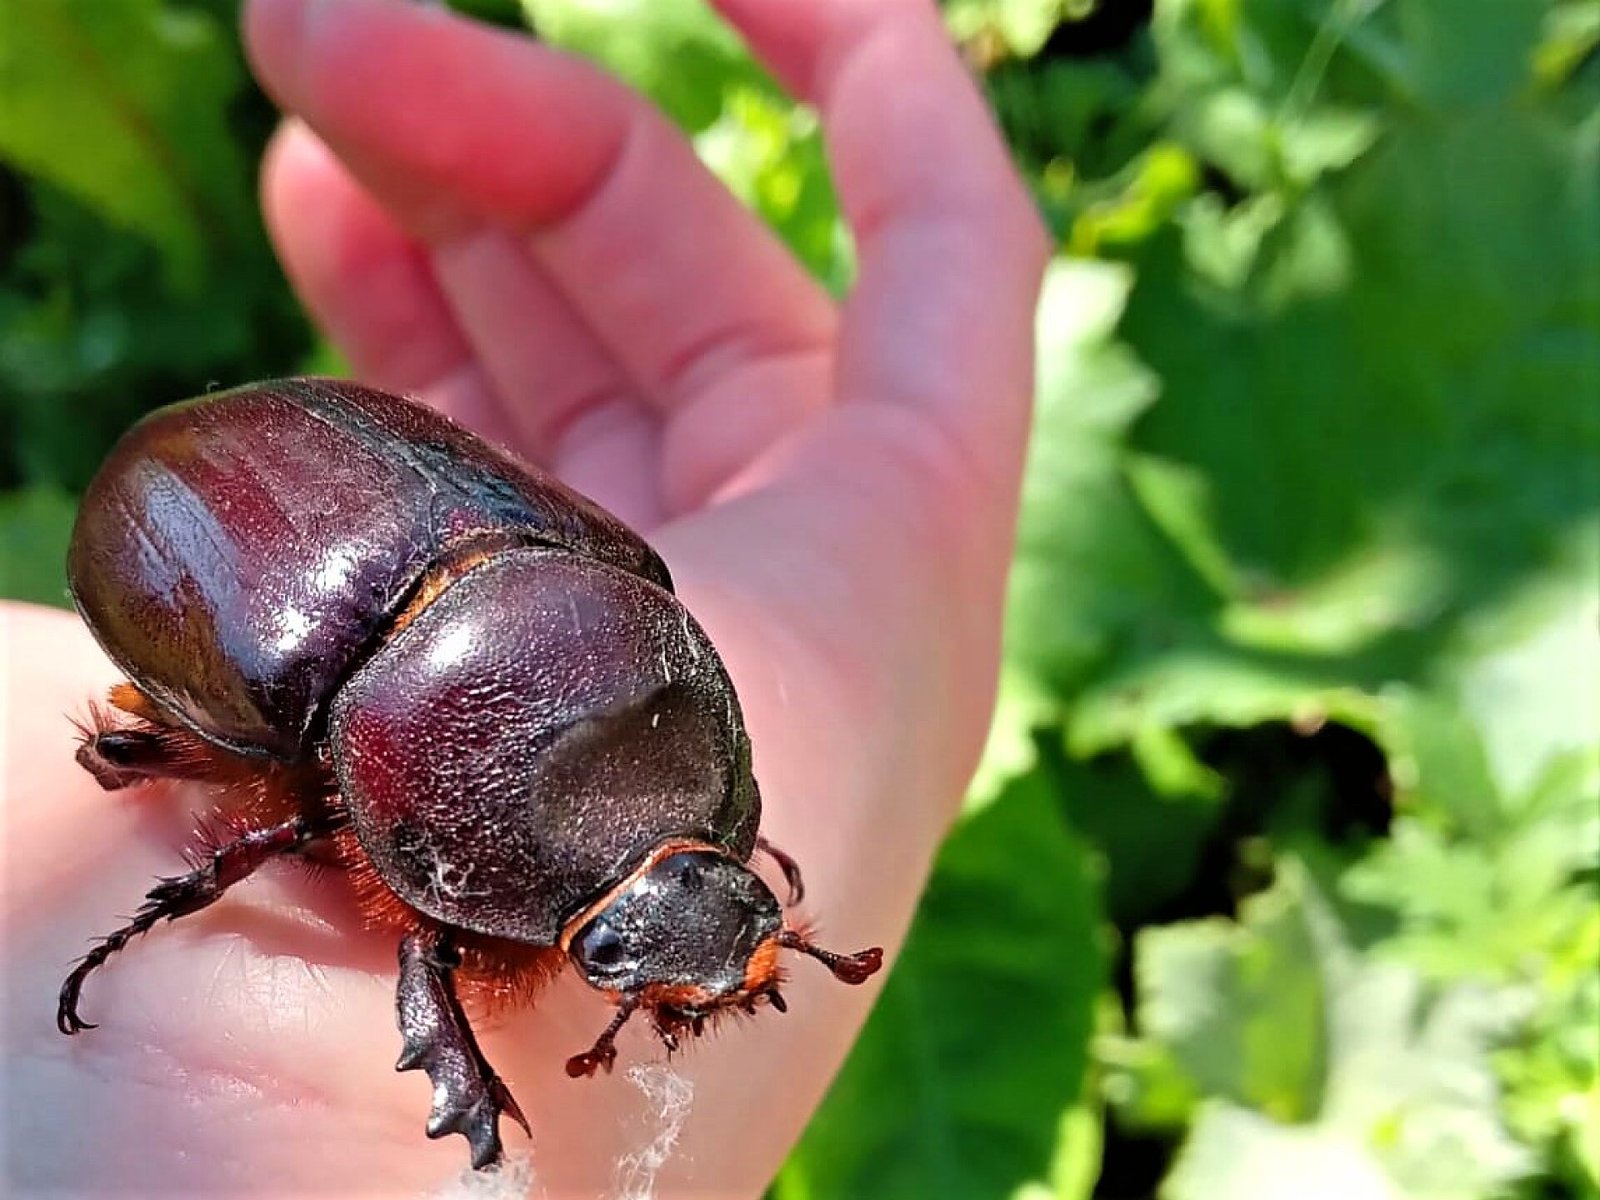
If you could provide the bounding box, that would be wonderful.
[567,848,782,1006]
[560,843,883,1077]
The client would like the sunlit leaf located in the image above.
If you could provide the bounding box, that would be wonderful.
[1006,259,1190,703]
[0,0,252,286]
[1123,864,1329,1125]
[1116,863,1535,1198]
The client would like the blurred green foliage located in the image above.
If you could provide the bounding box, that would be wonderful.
[0,0,309,524]
[2,0,1596,1197]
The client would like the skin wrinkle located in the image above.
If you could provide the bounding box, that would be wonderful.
[31,1004,298,1116]
[650,316,837,421]
[659,347,834,515]
[255,12,839,523]
[427,224,648,466]
[516,89,835,404]
[291,2,629,243]
[522,79,647,240]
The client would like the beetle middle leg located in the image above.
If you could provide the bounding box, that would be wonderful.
[57,813,333,1035]
[396,928,530,1170]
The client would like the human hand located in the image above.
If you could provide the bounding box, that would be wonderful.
[1,0,1046,1193]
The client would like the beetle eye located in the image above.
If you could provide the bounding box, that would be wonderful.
[581,921,625,968]
[676,859,703,892]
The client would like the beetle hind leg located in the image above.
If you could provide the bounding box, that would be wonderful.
[73,684,245,791]
[75,724,197,791]
[58,813,331,1034]
[396,929,530,1170]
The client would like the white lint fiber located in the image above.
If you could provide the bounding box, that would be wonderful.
[612,1063,695,1200]
[430,1150,536,1200]
[424,1063,692,1200]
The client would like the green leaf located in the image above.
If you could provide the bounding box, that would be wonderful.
[1279,106,1381,183]
[0,0,252,287]
[1120,106,1599,655]
[520,0,766,132]
[1006,259,1196,702]
[967,668,1059,811]
[1125,864,1329,1124]
[1498,911,1600,1196]
[0,487,76,607]
[997,0,1073,57]
[778,767,1108,1200]
[941,0,1077,59]
[1534,1,1600,89]
[1,183,308,490]
[1316,968,1533,1198]
[1391,0,1544,108]
[1041,3,1600,771]
[1329,527,1600,978]
[1054,746,1222,928]
[1067,143,1201,256]
[1114,863,1535,1198]
[1011,1087,1105,1200]
[1444,542,1600,808]
[1162,1103,1399,1200]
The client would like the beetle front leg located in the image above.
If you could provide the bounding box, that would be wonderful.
[396,929,530,1170]
[57,814,327,1034]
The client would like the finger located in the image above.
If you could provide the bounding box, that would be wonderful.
[713,0,1051,497]
[261,121,466,393]
[261,120,522,449]
[244,0,836,427]
[264,121,658,488]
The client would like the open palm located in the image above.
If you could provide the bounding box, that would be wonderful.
[1,0,1045,1194]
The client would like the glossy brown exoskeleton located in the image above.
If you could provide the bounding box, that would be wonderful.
[58,378,882,1169]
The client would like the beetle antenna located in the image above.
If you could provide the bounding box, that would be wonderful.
[778,930,884,985]
[566,996,639,1078]
[756,836,806,906]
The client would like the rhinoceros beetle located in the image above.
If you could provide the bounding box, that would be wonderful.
[58,377,882,1169]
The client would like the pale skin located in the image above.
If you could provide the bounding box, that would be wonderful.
[0,0,1047,1194]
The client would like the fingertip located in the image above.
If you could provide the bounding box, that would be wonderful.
[709,0,937,99]
[707,0,835,95]
[242,0,309,105]
[243,0,628,238]
[259,119,331,236]
[260,119,396,273]
[258,120,472,393]
[259,118,372,312]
